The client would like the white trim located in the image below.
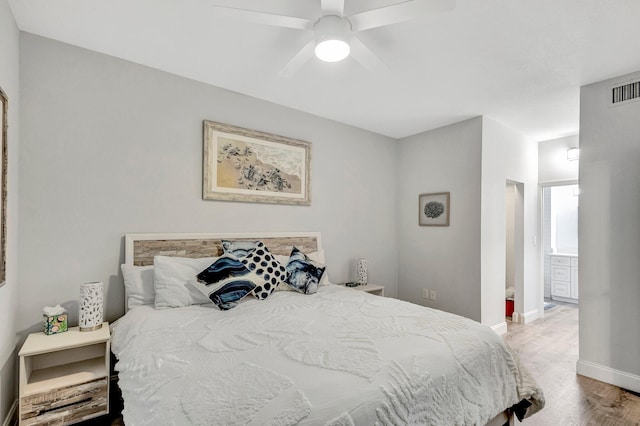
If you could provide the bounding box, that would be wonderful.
[538,179,579,188]
[577,359,640,393]
[491,322,508,335]
[3,399,16,426]
[522,308,542,324]
[550,295,578,304]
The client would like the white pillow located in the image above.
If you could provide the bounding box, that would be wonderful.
[153,256,217,309]
[121,264,155,311]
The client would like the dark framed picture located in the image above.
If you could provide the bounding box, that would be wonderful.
[419,192,450,226]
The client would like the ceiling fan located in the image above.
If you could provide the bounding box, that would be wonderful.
[210,0,456,76]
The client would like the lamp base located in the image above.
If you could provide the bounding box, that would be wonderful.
[79,323,103,332]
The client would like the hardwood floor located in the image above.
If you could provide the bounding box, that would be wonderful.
[504,304,640,425]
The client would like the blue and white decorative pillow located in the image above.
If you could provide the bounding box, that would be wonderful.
[285,247,326,295]
[221,240,259,258]
[192,255,261,310]
[238,241,288,300]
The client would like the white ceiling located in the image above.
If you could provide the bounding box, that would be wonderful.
[8,0,640,139]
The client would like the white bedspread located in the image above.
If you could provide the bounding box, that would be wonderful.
[111,285,544,425]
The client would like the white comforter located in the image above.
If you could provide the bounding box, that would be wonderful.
[111,285,544,425]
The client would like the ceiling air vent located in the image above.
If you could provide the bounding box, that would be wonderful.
[610,80,640,106]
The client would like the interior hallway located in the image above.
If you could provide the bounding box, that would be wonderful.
[504,304,640,425]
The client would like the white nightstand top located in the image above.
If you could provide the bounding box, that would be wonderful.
[19,322,110,357]
[354,284,384,292]
[342,283,384,294]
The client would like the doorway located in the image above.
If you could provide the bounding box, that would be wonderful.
[542,183,579,306]
[505,181,524,321]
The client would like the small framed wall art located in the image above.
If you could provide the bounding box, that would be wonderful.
[203,120,311,205]
[419,192,450,226]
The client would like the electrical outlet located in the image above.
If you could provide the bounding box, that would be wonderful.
[422,288,429,299]
[429,290,437,301]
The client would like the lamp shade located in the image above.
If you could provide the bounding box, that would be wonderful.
[79,281,104,331]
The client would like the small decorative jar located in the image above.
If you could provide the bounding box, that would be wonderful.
[43,306,68,335]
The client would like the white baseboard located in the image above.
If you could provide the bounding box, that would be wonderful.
[3,399,16,426]
[577,359,640,393]
[522,308,542,324]
[491,321,508,335]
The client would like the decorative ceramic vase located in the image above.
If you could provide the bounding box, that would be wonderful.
[356,258,368,285]
[79,281,104,331]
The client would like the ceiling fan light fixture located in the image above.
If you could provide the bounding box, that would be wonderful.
[314,15,351,62]
[315,39,350,62]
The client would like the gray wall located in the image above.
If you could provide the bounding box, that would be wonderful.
[0,0,20,421]
[395,116,540,327]
[396,118,483,321]
[578,70,640,389]
[18,33,398,334]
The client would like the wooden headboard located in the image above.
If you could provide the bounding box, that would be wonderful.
[124,232,322,266]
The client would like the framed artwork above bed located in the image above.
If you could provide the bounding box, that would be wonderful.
[203,120,311,205]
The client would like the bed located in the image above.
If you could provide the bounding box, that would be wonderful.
[112,232,544,425]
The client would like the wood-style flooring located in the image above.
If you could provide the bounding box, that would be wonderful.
[504,303,640,425]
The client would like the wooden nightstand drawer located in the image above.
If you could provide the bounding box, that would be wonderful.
[20,377,108,425]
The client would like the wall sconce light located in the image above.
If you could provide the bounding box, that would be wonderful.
[567,147,580,161]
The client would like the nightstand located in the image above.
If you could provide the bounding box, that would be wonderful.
[348,284,385,296]
[19,322,110,425]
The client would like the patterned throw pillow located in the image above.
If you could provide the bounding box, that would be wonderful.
[192,255,260,310]
[285,247,326,295]
[221,240,259,258]
[238,241,288,300]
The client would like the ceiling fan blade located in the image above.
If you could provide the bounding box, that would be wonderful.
[321,0,345,16]
[210,5,314,31]
[349,0,455,32]
[349,38,389,73]
[278,40,316,77]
